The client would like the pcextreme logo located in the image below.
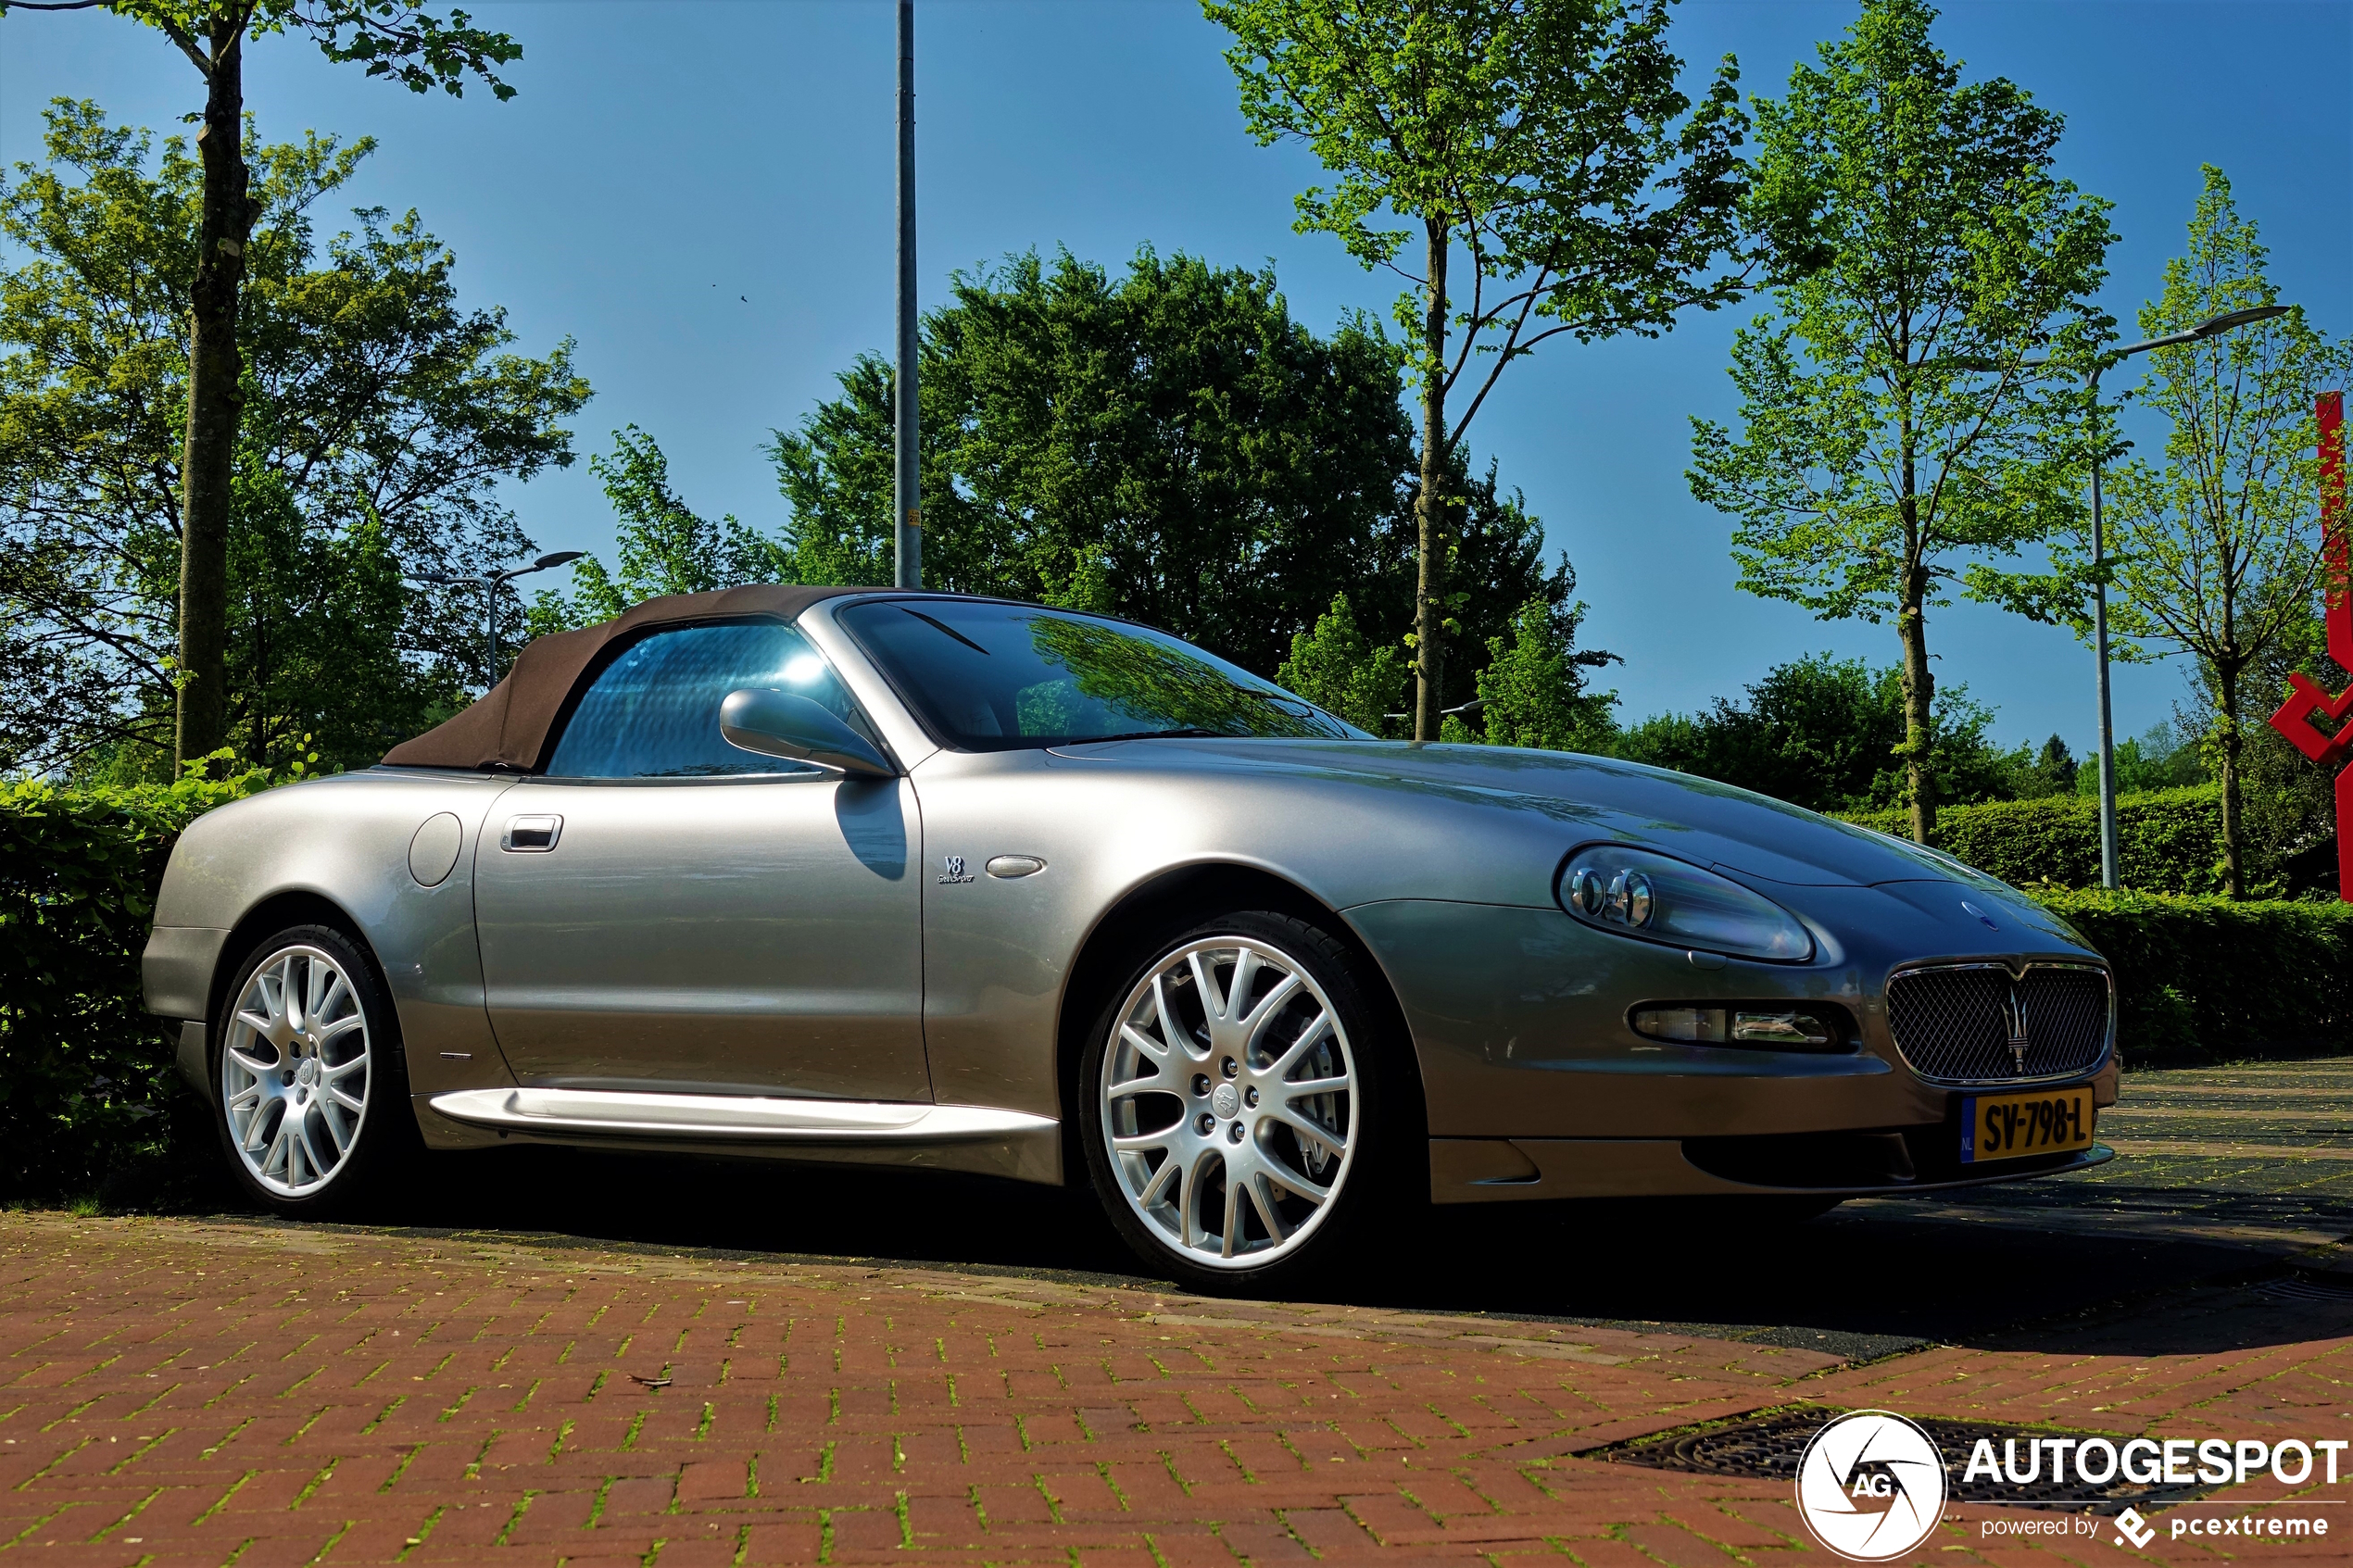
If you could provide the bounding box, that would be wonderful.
[1795,1411,1948,1562]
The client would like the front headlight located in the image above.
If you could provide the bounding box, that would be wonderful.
[1558,845,1814,963]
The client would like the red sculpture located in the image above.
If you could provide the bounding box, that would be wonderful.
[2267,390,2351,900]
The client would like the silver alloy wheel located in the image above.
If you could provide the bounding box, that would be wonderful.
[221,944,371,1197]
[1099,935,1356,1268]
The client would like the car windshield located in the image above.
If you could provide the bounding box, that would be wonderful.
[837,598,1365,751]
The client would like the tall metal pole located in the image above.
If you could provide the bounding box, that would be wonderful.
[2018,309,2287,892]
[484,577,498,691]
[892,0,922,589]
[2087,366,2120,890]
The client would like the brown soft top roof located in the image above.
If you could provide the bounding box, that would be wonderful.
[380,583,864,771]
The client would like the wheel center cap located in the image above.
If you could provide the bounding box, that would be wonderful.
[1211,1083,1239,1120]
[296,1058,320,1088]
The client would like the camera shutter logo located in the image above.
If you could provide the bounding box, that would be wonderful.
[1795,1411,1949,1562]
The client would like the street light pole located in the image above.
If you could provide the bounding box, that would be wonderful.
[893,0,922,590]
[2086,362,2119,889]
[483,576,498,691]
[2049,304,2289,889]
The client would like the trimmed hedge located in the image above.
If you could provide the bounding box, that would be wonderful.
[1842,786,2223,893]
[0,769,272,1202]
[2034,889,2353,1066]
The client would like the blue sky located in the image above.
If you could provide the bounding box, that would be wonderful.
[5,0,2348,755]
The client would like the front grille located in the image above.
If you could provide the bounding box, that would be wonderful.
[1884,963,2110,1085]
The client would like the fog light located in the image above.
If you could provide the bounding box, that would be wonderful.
[1730,1010,1834,1047]
[1632,1007,1726,1044]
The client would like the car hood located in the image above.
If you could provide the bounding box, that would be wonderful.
[1051,735,1998,890]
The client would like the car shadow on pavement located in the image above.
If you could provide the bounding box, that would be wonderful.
[318,1140,2353,1361]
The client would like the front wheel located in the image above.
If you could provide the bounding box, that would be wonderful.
[1079,911,1409,1290]
[212,923,414,1216]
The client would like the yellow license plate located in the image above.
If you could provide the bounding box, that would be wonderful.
[1962,1086,2094,1163]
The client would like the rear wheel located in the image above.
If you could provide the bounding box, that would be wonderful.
[212,924,413,1216]
[1080,910,1408,1291]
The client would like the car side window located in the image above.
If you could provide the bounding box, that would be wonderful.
[544,621,867,779]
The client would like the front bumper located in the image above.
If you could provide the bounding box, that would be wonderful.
[1349,897,2120,1201]
[1431,1135,2113,1202]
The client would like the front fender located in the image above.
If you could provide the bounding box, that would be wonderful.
[144,770,524,1123]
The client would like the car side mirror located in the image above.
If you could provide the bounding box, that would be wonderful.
[719,689,897,779]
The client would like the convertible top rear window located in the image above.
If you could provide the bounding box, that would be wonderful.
[837,599,1363,751]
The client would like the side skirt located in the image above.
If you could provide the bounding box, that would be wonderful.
[423,1087,1063,1185]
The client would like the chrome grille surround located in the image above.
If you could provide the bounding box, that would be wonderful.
[1882,961,2112,1086]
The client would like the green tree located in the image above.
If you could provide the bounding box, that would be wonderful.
[1208,0,1756,740]
[0,102,586,776]
[2013,734,2079,799]
[1447,593,1618,752]
[2100,168,2350,897]
[765,354,898,592]
[1686,0,2113,842]
[2075,722,2203,797]
[3,0,522,770]
[1278,593,1410,735]
[1614,652,2018,814]
[528,427,784,634]
[771,248,1571,688]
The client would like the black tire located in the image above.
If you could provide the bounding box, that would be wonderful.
[1077,909,1417,1293]
[209,922,418,1218]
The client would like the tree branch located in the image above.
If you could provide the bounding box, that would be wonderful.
[145,9,217,78]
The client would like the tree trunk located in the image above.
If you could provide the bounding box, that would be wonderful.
[1413,217,1448,744]
[2216,669,2245,898]
[1897,571,1936,844]
[174,19,252,772]
[1895,445,1935,843]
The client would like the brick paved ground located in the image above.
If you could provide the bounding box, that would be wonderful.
[4,1060,2349,1567]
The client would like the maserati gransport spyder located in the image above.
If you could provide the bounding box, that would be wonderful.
[144,585,2119,1286]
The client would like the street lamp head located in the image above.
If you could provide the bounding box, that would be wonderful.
[2193,305,2289,338]
[407,571,464,586]
[497,551,586,582]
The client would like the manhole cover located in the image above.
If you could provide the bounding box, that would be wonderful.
[1605,1407,2207,1509]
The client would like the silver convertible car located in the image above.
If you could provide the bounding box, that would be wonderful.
[143,585,2119,1287]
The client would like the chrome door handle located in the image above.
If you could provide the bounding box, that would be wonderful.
[501,814,563,852]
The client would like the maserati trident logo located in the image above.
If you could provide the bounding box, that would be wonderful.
[2002,983,2031,1074]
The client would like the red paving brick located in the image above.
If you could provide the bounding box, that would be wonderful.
[0,1212,2345,1565]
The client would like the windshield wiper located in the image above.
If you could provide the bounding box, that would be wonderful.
[895,606,991,656]
[1064,728,1230,745]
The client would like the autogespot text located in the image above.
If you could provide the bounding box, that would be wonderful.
[1962,1435,2347,1488]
